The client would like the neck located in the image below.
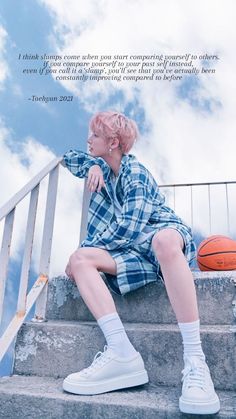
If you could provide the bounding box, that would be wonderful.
[102,151,123,177]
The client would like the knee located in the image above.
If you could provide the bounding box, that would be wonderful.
[151,230,182,262]
[68,249,91,275]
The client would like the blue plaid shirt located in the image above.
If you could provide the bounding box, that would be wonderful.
[63,150,187,247]
[63,149,196,295]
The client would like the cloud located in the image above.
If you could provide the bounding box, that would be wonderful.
[5,0,236,372]
[0,121,83,373]
[37,0,236,181]
[0,120,84,277]
[1,1,236,283]
[0,25,9,89]
[36,0,236,236]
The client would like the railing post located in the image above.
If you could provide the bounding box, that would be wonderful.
[173,186,176,210]
[0,209,15,326]
[79,145,91,245]
[79,182,91,245]
[190,185,193,231]
[32,165,60,322]
[225,183,230,236]
[17,185,40,316]
[208,184,212,235]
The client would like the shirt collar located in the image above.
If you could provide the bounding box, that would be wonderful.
[101,153,134,181]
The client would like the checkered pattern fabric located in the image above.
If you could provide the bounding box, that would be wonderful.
[63,150,196,295]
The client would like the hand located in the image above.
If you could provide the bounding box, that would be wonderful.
[87,165,105,192]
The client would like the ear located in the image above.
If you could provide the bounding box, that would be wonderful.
[110,137,120,149]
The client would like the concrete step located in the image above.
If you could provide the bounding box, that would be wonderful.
[13,320,236,391]
[0,375,235,419]
[46,272,236,325]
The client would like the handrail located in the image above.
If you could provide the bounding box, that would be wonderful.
[1,154,236,366]
[159,180,236,188]
[0,157,62,363]
[0,157,63,222]
[159,179,236,236]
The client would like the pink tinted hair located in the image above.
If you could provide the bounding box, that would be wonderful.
[89,111,139,154]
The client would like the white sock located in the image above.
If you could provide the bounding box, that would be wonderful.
[178,319,205,362]
[97,312,137,358]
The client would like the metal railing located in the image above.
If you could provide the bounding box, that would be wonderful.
[159,180,236,238]
[0,158,236,363]
[0,158,63,362]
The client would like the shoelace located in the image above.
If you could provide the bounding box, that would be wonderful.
[181,359,206,389]
[80,345,111,377]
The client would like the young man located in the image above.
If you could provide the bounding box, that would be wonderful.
[62,110,220,415]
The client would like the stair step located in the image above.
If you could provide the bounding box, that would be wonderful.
[46,272,236,325]
[0,375,235,419]
[13,320,236,390]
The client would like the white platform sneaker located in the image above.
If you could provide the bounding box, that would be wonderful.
[179,356,220,415]
[63,345,149,395]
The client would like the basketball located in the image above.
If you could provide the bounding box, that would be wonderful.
[197,235,236,271]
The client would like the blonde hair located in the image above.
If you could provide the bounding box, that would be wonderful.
[89,111,139,154]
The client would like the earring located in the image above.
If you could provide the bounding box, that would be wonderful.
[109,147,112,155]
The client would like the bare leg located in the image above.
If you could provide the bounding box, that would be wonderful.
[63,247,148,395]
[151,228,199,322]
[66,247,117,320]
[152,231,221,414]
[66,247,138,358]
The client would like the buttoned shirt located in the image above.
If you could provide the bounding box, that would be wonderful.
[63,149,196,295]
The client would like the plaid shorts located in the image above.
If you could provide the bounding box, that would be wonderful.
[102,222,196,296]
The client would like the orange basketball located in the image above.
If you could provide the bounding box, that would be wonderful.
[197,235,236,271]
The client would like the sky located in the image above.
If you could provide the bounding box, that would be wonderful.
[0,0,236,375]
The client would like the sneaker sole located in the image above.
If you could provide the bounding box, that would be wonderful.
[63,369,149,395]
[179,395,220,415]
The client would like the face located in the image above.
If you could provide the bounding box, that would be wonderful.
[87,130,110,158]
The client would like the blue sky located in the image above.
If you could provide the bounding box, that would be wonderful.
[0,0,90,376]
[1,0,234,176]
[0,0,236,376]
[0,0,89,155]
[0,0,149,156]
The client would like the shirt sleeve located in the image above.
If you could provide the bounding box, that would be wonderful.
[80,181,154,250]
[63,149,107,178]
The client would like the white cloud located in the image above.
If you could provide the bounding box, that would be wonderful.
[0,121,84,277]
[0,122,83,371]
[36,0,236,236]
[1,5,235,375]
[38,0,236,178]
[1,1,236,287]
[0,25,9,89]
